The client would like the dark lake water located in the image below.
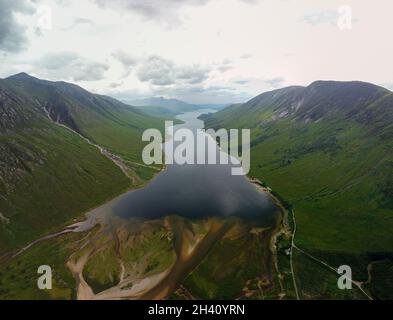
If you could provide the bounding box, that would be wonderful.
[106,110,279,227]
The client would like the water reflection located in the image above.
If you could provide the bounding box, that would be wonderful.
[112,110,278,226]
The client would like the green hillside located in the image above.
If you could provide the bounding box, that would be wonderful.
[202,81,393,297]
[6,73,165,163]
[0,74,164,254]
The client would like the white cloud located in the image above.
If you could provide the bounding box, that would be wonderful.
[136,56,210,86]
[112,49,138,77]
[36,51,109,81]
[0,0,393,104]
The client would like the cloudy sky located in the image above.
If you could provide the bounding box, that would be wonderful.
[0,0,392,104]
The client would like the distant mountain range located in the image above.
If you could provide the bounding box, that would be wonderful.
[129,97,192,110]
[127,96,228,117]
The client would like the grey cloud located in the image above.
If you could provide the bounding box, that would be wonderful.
[112,50,138,67]
[112,50,138,78]
[217,65,233,73]
[302,10,338,26]
[93,0,210,19]
[37,51,109,81]
[235,80,249,85]
[0,0,35,53]
[264,77,285,88]
[60,17,95,31]
[215,58,236,73]
[137,56,175,85]
[71,17,95,28]
[240,54,252,60]
[109,81,124,88]
[55,0,73,5]
[137,56,210,86]
[93,0,259,24]
[176,66,209,84]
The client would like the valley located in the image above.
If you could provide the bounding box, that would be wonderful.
[0,99,285,300]
[1,75,392,300]
[1,0,393,305]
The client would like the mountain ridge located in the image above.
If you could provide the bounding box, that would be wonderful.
[203,79,393,254]
[203,80,393,134]
[128,96,227,117]
[0,73,164,253]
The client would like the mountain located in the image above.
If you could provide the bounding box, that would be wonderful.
[203,80,393,298]
[128,97,227,117]
[6,73,165,162]
[195,103,230,110]
[128,97,196,113]
[203,81,392,131]
[0,73,163,253]
[130,105,180,118]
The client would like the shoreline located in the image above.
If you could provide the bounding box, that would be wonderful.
[248,177,288,224]
[0,162,168,263]
[1,111,292,299]
[1,169,292,300]
[247,175,293,294]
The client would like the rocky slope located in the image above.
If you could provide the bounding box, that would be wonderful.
[203,81,393,298]
[0,73,163,253]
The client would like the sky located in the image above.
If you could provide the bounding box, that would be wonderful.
[0,0,393,104]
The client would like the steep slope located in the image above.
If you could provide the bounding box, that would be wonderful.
[203,81,392,131]
[0,74,163,253]
[6,73,164,162]
[203,81,393,293]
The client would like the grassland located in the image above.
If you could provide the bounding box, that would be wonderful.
[0,121,131,253]
[73,104,166,163]
[0,231,85,300]
[202,82,393,299]
[365,260,393,299]
[205,113,393,253]
[1,74,172,255]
